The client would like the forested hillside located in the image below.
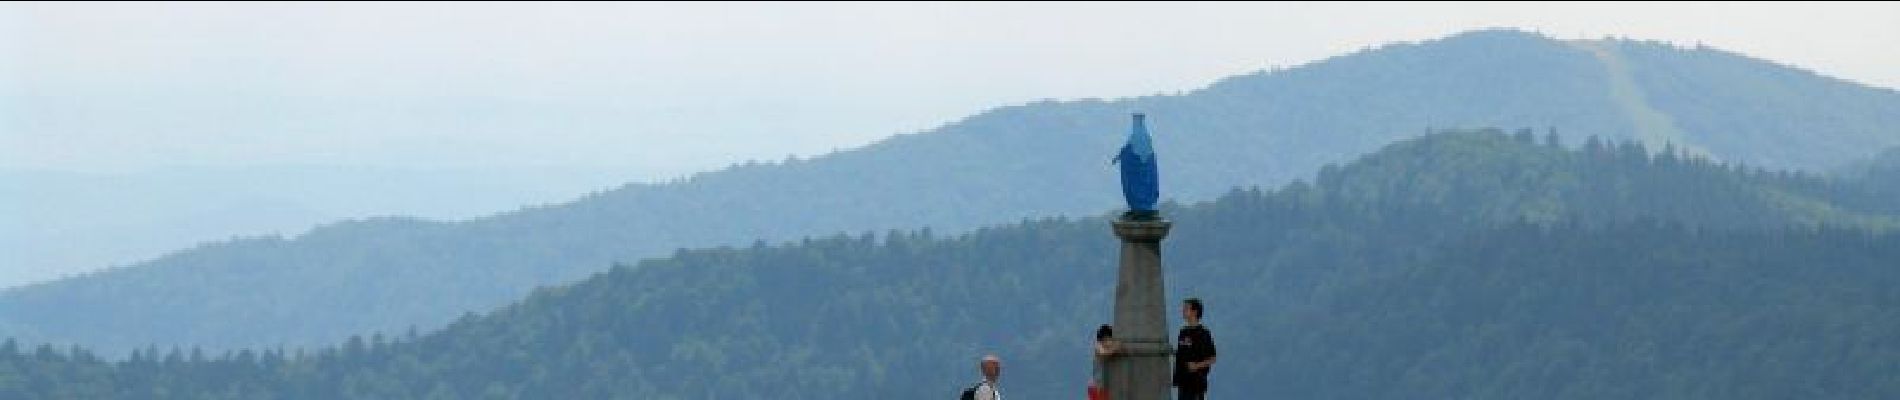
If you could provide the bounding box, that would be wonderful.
[7,28,1898,354]
[1835,146,1900,215]
[2,131,1895,399]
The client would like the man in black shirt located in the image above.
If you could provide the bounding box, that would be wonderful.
[1174,298,1217,400]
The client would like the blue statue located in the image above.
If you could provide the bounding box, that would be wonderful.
[1113,113,1160,219]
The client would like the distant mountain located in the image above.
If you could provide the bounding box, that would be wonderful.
[5,28,1898,353]
[0,165,651,288]
[1836,146,1900,213]
[3,131,1896,399]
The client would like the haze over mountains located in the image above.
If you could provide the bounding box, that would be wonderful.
[3,130,1896,399]
[0,165,657,288]
[3,28,1898,355]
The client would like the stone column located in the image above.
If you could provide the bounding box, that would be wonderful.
[1106,217,1172,400]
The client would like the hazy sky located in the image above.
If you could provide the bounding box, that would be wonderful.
[5,1,1898,177]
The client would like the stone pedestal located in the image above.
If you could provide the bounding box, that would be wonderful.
[1106,218,1172,400]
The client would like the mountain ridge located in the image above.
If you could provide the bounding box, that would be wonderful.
[3,130,1896,399]
[6,28,1898,353]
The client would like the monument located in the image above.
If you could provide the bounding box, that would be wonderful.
[1105,113,1172,400]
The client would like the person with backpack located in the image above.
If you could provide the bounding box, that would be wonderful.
[961,354,1004,400]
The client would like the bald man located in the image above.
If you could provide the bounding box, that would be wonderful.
[971,354,1004,400]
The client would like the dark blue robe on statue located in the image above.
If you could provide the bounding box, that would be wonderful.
[1114,113,1160,214]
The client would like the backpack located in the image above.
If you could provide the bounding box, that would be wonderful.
[959,381,985,400]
